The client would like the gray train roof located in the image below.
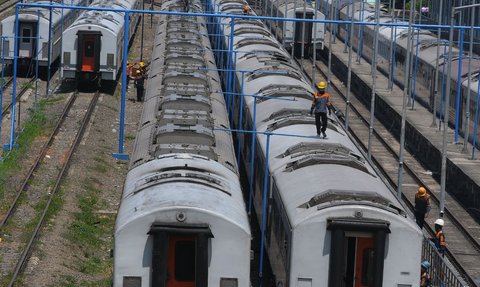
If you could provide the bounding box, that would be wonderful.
[117,155,249,233]
[117,0,248,236]
[218,0,406,226]
[130,10,238,174]
[1,0,86,27]
[68,0,137,34]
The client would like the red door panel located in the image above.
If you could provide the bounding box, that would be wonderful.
[166,235,196,287]
[81,37,95,72]
[354,237,374,287]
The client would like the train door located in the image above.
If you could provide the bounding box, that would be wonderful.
[18,22,35,58]
[167,235,196,287]
[343,236,374,287]
[327,219,389,287]
[77,32,101,73]
[149,224,211,287]
[294,12,313,58]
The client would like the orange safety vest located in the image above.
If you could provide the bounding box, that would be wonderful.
[311,91,331,113]
[436,230,446,247]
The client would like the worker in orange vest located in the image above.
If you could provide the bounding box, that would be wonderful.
[310,81,332,138]
[432,219,446,256]
[243,5,252,15]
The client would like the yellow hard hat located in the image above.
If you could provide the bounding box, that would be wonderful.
[317,81,326,89]
[136,70,141,73]
[139,62,145,67]
[418,187,427,196]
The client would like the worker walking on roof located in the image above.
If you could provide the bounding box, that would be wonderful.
[310,81,332,138]
[243,4,252,15]
[431,218,446,257]
[414,187,431,228]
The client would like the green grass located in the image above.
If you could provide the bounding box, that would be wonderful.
[125,134,136,140]
[93,157,111,174]
[0,102,48,206]
[67,180,114,277]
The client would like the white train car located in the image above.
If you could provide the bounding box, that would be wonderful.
[331,0,480,138]
[265,0,325,57]
[0,0,88,67]
[114,0,251,286]
[215,1,423,286]
[61,0,141,81]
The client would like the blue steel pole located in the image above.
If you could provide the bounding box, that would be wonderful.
[324,0,329,18]
[248,99,258,214]
[229,51,237,124]
[215,12,222,65]
[46,0,53,95]
[454,28,464,143]
[58,0,64,89]
[333,0,338,44]
[391,20,397,87]
[35,11,40,102]
[0,37,4,141]
[411,28,420,109]
[226,18,235,116]
[8,6,20,151]
[113,11,130,160]
[357,1,364,64]
[472,79,480,159]
[236,71,245,167]
[439,46,447,131]
[343,0,350,53]
[259,134,271,279]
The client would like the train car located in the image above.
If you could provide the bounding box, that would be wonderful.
[212,0,423,286]
[329,0,480,142]
[114,0,251,286]
[0,0,89,68]
[264,0,325,58]
[61,0,141,81]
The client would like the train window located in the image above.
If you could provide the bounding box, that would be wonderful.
[85,41,94,57]
[22,29,31,43]
[175,240,196,281]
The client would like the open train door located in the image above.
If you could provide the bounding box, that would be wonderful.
[77,31,101,74]
[294,11,313,58]
[327,218,389,287]
[149,224,212,287]
[166,235,196,287]
[353,237,375,287]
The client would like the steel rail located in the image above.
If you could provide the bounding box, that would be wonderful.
[1,77,33,119]
[5,90,100,286]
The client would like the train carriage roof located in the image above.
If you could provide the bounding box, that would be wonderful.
[256,124,405,225]
[1,0,87,27]
[69,0,137,33]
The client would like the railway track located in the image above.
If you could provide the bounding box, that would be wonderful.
[0,0,21,15]
[1,77,34,118]
[0,89,100,286]
[297,54,480,286]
